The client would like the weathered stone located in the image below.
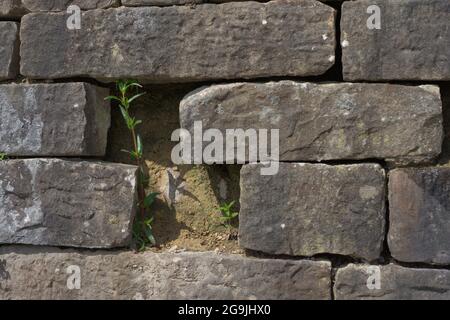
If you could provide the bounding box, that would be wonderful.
[0,22,20,81]
[239,163,386,261]
[22,0,119,11]
[0,247,331,299]
[180,81,442,165]
[20,0,336,82]
[335,264,450,300]
[341,0,450,81]
[122,0,202,6]
[0,83,110,156]
[439,85,450,163]
[0,0,27,18]
[0,159,137,248]
[388,168,450,265]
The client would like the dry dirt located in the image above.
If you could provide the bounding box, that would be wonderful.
[105,83,243,254]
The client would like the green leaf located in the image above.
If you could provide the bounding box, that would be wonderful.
[124,81,143,92]
[144,192,159,208]
[144,225,156,245]
[119,105,130,124]
[104,96,122,103]
[137,134,143,156]
[144,217,154,226]
[128,92,146,104]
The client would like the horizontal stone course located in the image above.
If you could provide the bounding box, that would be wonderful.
[180,81,443,165]
[335,264,450,300]
[0,159,137,248]
[239,163,386,261]
[22,0,119,11]
[341,0,450,81]
[0,22,20,81]
[388,167,450,265]
[0,83,110,156]
[123,0,340,5]
[20,0,336,82]
[0,247,331,299]
[0,0,27,18]
[122,0,202,6]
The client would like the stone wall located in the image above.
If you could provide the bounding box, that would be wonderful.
[0,0,449,300]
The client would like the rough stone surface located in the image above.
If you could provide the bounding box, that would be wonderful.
[22,0,119,11]
[123,0,340,4]
[0,159,137,248]
[335,264,450,300]
[239,163,386,261]
[20,0,336,82]
[0,247,331,299]
[0,83,110,156]
[0,0,27,18]
[388,168,450,265]
[122,0,202,6]
[180,81,442,165]
[439,85,450,163]
[341,0,450,81]
[0,22,20,81]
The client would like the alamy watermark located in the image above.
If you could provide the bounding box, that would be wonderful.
[66,265,81,290]
[367,5,381,30]
[366,266,381,290]
[171,121,280,175]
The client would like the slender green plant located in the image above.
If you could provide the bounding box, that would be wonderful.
[105,80,159,251]
[0,153,7,161]
[219,201,239,230]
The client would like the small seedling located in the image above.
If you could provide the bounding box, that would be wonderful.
[105,80,159,251]
[219,201,239,230]
[0,153,7,161]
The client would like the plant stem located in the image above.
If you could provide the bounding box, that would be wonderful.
[122,89,147,222]
[131,123,146,222]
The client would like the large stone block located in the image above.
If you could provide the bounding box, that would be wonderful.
[388,168,450,265]
[341,0,450,81]
[239,163,386,261]
[0,247,331,299]
[0,83,110,156]
[180,81,442,165]
[122,0,202,6]
[335,264,450,300]
[20,0,336,82]
[21,0,119,11]
[0,22,20,80]
[0,159,137,248]
[0,0,27,18]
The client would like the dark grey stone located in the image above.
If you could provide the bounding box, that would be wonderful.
[0,83,110,156]
[388,167,450,265]
[239,163,386,261]
[0,22,20,80]
[341,0,450,81]
[122,0,202,6]
[0,0,27,18]
[0,159,137,248]
[0,247,331,299]
[21,0,119,11]
[20,0,336,82]
[335,264,450,300]
[180,81,442,165]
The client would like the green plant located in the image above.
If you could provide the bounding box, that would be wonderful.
[105,80,159,251]
[0,153,7,161]
[219,201,239,230]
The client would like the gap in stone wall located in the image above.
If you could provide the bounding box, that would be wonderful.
[104,83,242,253]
